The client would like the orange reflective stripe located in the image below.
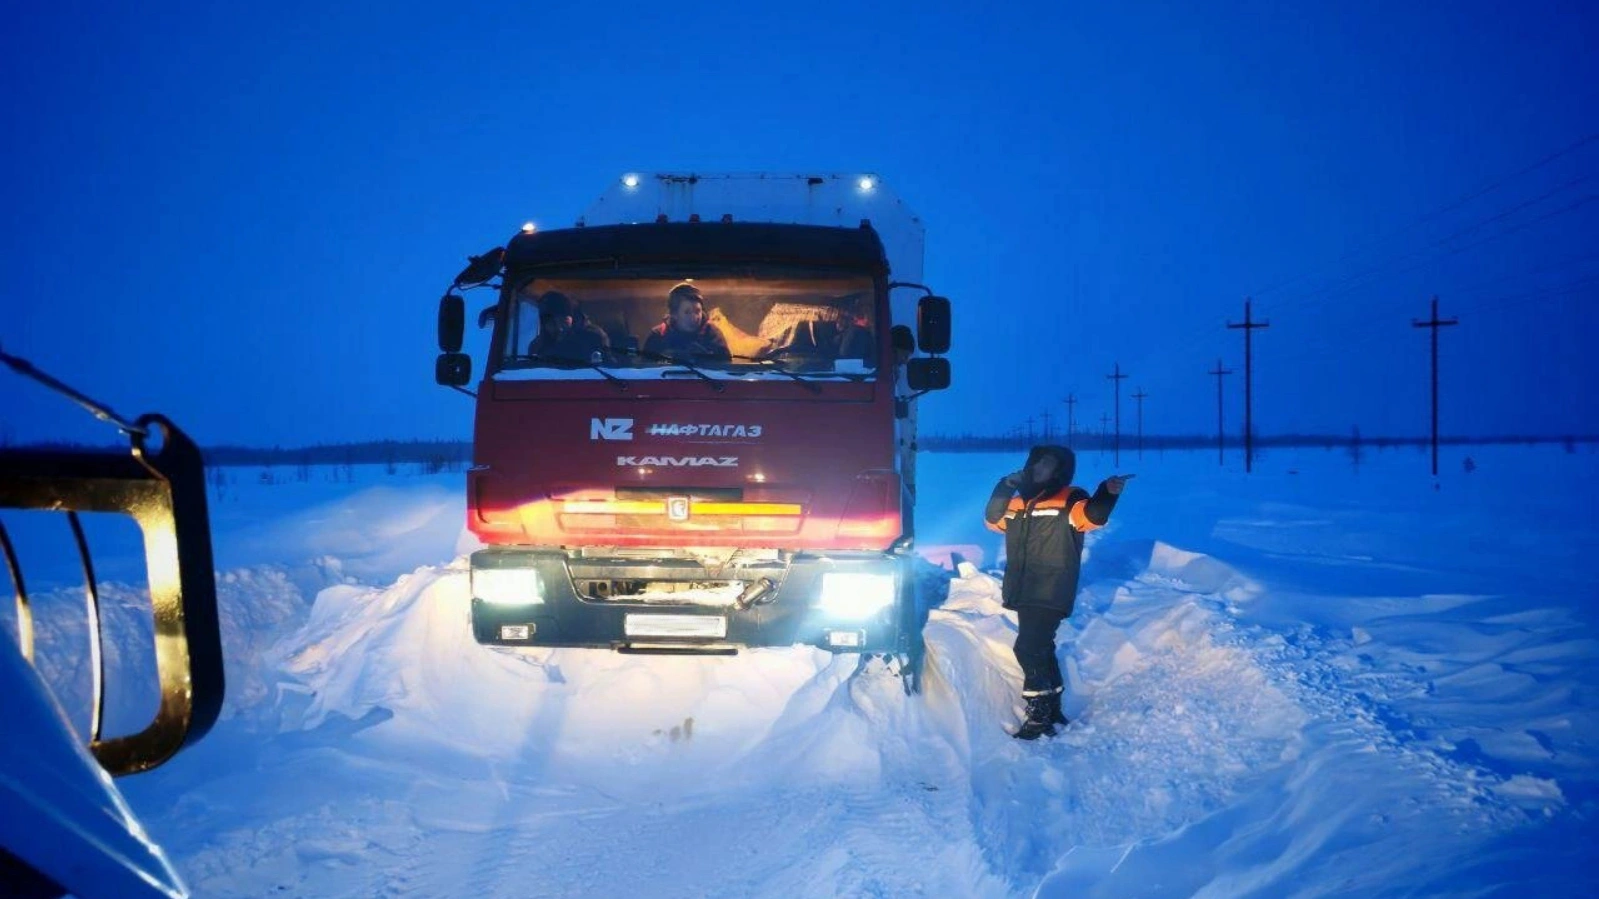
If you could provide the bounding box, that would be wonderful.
[564,500,802,516]
[987,495,1025,532]
[692,502,802,516]
[1069,499,1100,532]
[988,489,1084,530]
[563,500,666,514]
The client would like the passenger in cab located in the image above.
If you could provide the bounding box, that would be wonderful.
[527,291,611,364]
[834,313,876,365]
[643,283,732,363]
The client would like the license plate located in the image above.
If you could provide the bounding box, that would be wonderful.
[499,624,533,640]
[624,614,727,638]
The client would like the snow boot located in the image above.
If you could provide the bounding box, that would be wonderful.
[1012,694,1058,741]
[1045,691,1069,729]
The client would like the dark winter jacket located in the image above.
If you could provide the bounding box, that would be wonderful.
[983,445,1118,614]
[529,322,611,365]
[642,320,732,362]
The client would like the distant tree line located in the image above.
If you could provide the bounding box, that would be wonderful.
[202,439,473,470]
[8,432,1592,464]
[920,431,1597,452]
[2,437,473,471]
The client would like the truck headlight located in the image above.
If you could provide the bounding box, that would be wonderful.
[473,567,544,605]
[817,572,896,620]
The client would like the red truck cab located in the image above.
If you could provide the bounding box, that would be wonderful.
[434,175,950,661]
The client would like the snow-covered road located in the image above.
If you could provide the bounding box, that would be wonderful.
[11,446,1596,896]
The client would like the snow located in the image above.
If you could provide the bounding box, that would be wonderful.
[4,445,1596,897]
[0,638,187,899]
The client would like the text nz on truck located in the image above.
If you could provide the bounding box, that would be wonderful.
[433,174,950,670]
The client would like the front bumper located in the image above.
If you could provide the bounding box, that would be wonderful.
[468,548,909,653]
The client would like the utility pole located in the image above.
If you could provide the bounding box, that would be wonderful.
[1227,298,1270,473]
[1209,359,1234,466]
[1131,388,1148,459]
[1106,362,1128,467]
[1025,416,1035,443]
[1099,412,1111,456]
[1040,410,1053,441]
[1412,296,1458,477]
[1063,394,1077,447]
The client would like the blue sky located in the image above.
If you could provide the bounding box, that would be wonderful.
[3,0,1596,447]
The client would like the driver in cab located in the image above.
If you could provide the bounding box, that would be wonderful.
[643,283,732,363]
[527,291,610,364]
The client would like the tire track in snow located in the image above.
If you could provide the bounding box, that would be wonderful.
[924,541,1315,885]
[344,655,1015,898]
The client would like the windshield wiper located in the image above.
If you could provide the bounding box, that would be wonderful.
[615,347,725,393]
[728,353,822,394]
[526,354,629,392]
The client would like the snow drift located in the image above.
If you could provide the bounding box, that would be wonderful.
[10,447,1594,896]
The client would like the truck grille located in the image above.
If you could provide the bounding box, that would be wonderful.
[568,557,784,606]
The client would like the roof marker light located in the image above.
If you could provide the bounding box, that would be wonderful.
[858,176,875,191]
[623,174,640,188]
[521,222,536,234]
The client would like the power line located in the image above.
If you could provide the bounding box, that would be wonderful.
[1286,176,1594,310]
[1251,130,1599,300]
[1254,271,1598,391]
[1182,194,1599,381]
[1151,193,1599,381]
[1016,133,1599,399]
[1301,193,1598,311]
[1464,272,1599,311]
[1441,250,1599,300]
[1410,131,1599,226]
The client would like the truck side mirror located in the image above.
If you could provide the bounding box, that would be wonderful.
[916,296,950,354]
[906,357,949,392]
[436,353,472,387]
[438,294,465,353]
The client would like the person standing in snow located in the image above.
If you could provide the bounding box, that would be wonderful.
[984,445,1128,740]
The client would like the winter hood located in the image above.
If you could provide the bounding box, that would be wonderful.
[1020,445,1075,500]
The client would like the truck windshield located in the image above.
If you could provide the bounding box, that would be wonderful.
[497,272,880,379]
